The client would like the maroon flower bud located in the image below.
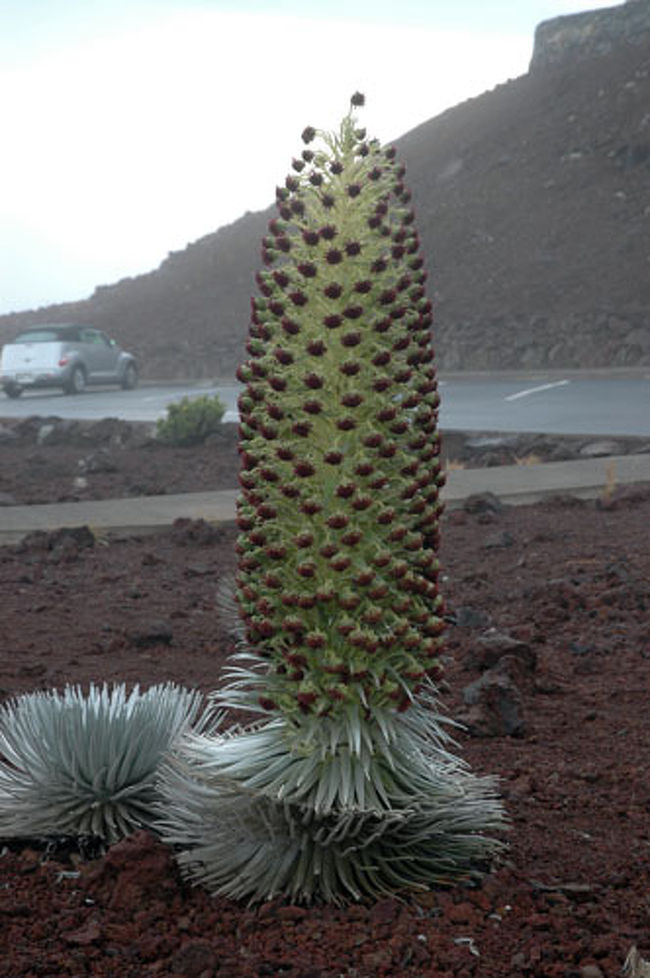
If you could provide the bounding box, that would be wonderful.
[316,583,336,600]
[392,336,411,352]
[301,126,316,144]
[354,280,372,294]
[338,590,360,610]
[280,318,300,338]
[368,584,389,599]
[309,171,323,187]
[276,186,290,201]
[337,416,356,431]
[388,525,407,542]
[330,160,344,175]
[353,569,375,587]
[351,91,365,106]
[297,262,317,278]
[363,433,383,449]
[323,314,343,329]
[341,331,361,347]
[305,631,325,649]
[321,194,335,208]
[385,146,396,159]
[239,471,257,490]
[343,306,363,320]
[303,371,324,389]
[294,460,315,477]
[376,507,395,524]
[340,360,361,376]
[292,421,312,437]
[269,374,287,392]
[326,248,343,264]
[376,406,397,422]
[296,561,316,578]
[294,531,314,548]
[340,392,363,408]
[260,424,279,441]
[330,555,351,572]
[303,399,322,415]
[276,444,294,461]
[347,184,361,198]
[373,319,392,335]
[275,236,292,253]
[274,347,294,365]
[327,512,349,529]
[291,199,305,216]
[256,503,278,521]
[281,484,300,498]
[237,514,254,531]
[302,149,315,163]
[351,495,372,511]
[266,404,284,421]
[319,543,339,558]
[306,339,326,356]
[302,229,320,246]
[292,157,305,172]
[391,244,405,259]
[301,497,322,515]
[337,620,355,636]
[297,692,317,711]
[324,450,343,465]
[380,289,396,305]
[260,466,280,482]
[264,572,282,589]
[372,351,391,367]
[341,530,362,546]
[372,378,392,393]
[259,697,277,712]
[264,543,287,560]
[336,482,356,499]
[323,282,343,299]
[371,258,387,274]
[289,290,308,307]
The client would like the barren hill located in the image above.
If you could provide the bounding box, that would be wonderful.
[2,1,649,379]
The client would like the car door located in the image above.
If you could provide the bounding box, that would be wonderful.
[79,328,118,381]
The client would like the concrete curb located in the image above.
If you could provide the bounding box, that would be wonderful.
[1,453,649,545]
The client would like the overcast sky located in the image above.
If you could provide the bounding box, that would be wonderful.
[0,0,620,315]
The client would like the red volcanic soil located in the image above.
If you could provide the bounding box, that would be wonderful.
[1,459,649,975]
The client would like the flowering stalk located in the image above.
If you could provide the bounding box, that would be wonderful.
[158,96,505,903]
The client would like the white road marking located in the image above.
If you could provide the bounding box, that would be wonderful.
[505,379,570,402]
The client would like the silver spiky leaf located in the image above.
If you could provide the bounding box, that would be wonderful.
[0,683,209,844]
[157,680,506,905]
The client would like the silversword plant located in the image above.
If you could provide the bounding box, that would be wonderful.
[158,95,505,903]
[0,683,206,844]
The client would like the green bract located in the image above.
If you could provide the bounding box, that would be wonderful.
[158,97,506,903]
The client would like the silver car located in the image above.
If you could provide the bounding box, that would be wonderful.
[0,324,139,398]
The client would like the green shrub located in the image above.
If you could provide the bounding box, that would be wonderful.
[156,394,225,446]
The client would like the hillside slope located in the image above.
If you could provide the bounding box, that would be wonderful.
[1,3,649,378]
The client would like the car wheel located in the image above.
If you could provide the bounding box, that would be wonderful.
[4,383,22,399]
[121,363,138,390]
[65,366,86,395]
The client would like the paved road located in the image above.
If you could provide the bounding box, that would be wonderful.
[1,372,648,436]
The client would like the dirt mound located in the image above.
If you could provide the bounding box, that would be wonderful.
[1,493,649,975]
